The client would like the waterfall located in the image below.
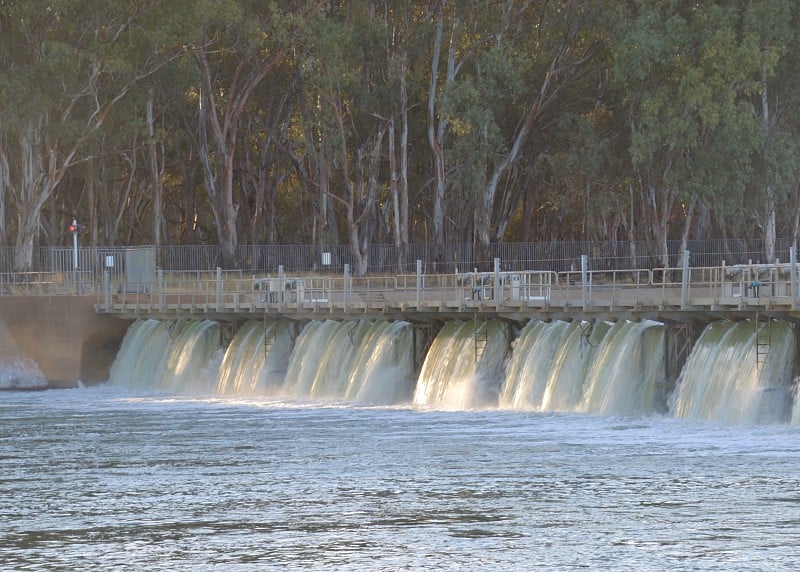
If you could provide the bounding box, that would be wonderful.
[544,320,612,411]
[109,319,221,393]
[104,314,800,424]
[413,320,509,410]
[216,320,295,395]
[500,320,611,411]
[500,320,570,409]
[283,319,414,404]
[499,319,663,415]
[672,320,796,424]
[580,320,665,416]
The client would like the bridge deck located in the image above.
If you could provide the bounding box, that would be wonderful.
[94,266,800,324]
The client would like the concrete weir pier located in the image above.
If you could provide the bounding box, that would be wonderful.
[0,296,128,389]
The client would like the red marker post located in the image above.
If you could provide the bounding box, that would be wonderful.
[70,219,79,271]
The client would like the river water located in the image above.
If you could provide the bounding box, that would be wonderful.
[2,386,800,571]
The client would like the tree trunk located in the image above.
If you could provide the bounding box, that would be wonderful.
[194,42,291,268]
[0,140,11,246]
[147,89,163,251]
[427,6,460,270]
[13,124,50,272]
[680,195,697,257]
[761,59,776,263]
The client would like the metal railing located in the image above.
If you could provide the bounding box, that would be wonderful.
[1,238,797,278]
[6,245,800,314]
[95,252,800,316]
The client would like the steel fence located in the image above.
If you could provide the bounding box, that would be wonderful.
[0,238,796,280]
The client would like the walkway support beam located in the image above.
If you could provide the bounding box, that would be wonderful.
[581,255,589,310]
[416,260,422,308]
[158,269,164,311]
[494,258,501,311]
[681,250,690,309]
[791,246,797,311]
[216,267,222,311]
[344,264,350,311]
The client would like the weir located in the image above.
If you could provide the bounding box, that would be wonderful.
[5,250,800,424]
[103,310,800,426]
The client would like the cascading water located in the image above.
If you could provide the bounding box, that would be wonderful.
[499,319,663,415]
[671,320,796,424]
[103,313,800,425]
[109,319,221,393]
[413,320,509,410]
[216,320,295,395]
[580,320,665,416]
[545,320,612,411]
[282,319,414,404]
[500,320,611,411]
[500,320,571,409]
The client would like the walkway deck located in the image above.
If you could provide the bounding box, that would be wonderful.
[94,263,800,324]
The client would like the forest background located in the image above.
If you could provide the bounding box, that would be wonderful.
[1,0,799,274]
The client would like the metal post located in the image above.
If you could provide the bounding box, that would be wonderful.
[344,264,350,310]
[680,250,691,309]
[278,265,285,308]
[158,268,164,311]
[416,259,423,308]
[216,266,222,310]
[494,257,501,310]
[581,254,589,310]
[72,219,79,294]
[72,219,78,270]
[103,270,110,311]
[791,246,797,310]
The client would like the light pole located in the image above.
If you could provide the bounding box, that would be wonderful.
[69,219,79,271]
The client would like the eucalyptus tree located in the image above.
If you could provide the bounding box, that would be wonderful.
[609,1,779,266]
[184,1,317,268]
[0,0,189,270]
[293,1,399,275]
[381,0,427,271]
[426,0,597,266]
[741,0,799,261]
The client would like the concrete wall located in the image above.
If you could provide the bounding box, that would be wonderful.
[0,296,130,388]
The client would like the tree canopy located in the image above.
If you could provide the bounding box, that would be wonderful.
[1,0,799,271]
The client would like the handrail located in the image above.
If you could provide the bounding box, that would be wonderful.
[95,259,800,316]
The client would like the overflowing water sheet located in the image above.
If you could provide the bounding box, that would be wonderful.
[413,320,509,409]
[283,319,414,404]
[216,319,295,395]
[108,319,221,392]
[501,319,664,416]
[671,319,796,424]
[106,315,800,424]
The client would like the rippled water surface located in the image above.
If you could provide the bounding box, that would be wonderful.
[2,387,800,570]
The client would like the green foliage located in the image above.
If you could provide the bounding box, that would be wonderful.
[1,0,800,255]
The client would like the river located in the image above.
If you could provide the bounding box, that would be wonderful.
[2,386,799,570]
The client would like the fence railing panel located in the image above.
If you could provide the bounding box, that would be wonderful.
[0,239,798,288]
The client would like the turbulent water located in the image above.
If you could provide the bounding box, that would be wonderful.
[5,316,800,569]
[671,320,796,424]
[499,319,665,415]
[108,319,222,393]
[3,388,800,570]
[413,320,509,410]
[284,319,414,404]
[0,318,47,389]
[104,317,800,425]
